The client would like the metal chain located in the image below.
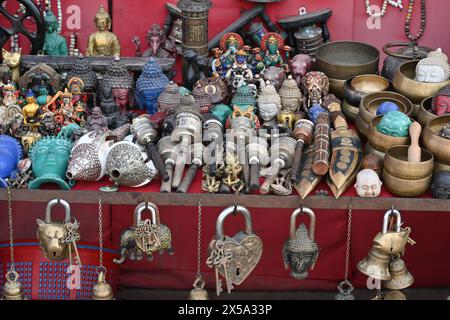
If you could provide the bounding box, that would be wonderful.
[7,187,15,270]
[196,194,202,277]
[344,200,353,281]
[97,192,104,270]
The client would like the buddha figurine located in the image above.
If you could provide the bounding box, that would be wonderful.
[43,10,68,56]
[99,83,119,127]
[86,5,121,57]
[354,169,382,198]
[36,83,52,113]
[29,135,74,189]
[431,171,450,199]
[0,135,22,188]
[2,81,18,108]
[261,32,289,70]
[86,107,108,132]
[279,75,302,112]
[219,33,244,75]
[22,90,41,126]
[158,81,181,113]
[100,57,134,112]
[415,48,450,83]
[66,55,98,92]
[225,49,254,90]
[135,57,169,115]
[432,86,450,116]
[376,111,412,137]
[67,77,86,107]
[257,81,281,129]
[227,84,260,129]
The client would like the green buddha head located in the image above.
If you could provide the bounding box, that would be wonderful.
[376,111,412,137]
[44,10,59,33]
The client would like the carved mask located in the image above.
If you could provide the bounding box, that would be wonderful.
[354,169,382,198]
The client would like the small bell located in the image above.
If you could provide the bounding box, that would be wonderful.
[334,280,355,300]
[382,257,414,290]
[92,271,114,300]
[384,290,407,300]
[188,275,209,300]
[2,270,25,300]
[357,247,391,281]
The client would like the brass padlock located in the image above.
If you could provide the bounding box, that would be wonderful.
[282,206,319,280]
[207,206,263,295]
[373,209,413,257]
[2,270,26,300]
[36,199,72,260]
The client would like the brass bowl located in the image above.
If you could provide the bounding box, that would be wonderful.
[422,115,450,165]
[359,91,413,125]
[365,143,386,159]
[434,161,450,175]
[316,41,380,80]
[417,96,437,127]
[384,145,434,180]
[355,113,369,138]
[342,100,359,123]
[393,60,450,104]
[368,116,411,154]
[328,77,346,99]
[344,75,390,107]
[382,169,432,197]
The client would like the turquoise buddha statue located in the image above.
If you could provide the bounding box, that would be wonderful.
[43,10,68,56]
[376,111,412,137]
[227,84,260,128]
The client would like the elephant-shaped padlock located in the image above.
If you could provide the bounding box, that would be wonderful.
[36,199,74,260]
[282,206,319,280]
[207,206,263,294]
[114,202,173,265]
[373,209,414,257]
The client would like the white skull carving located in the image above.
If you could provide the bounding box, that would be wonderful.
[354,169,382,198]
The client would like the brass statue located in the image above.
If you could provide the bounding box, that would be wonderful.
[86,6,121,57]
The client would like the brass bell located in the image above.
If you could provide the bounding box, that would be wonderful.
[92,271,114,300]
[382,257,414,290]
[188,275,209,300]
[2,270,25,300]
[357,247,391,281]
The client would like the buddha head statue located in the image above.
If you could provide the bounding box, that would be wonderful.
[29,136,73,189]
[431,170,450,199]
[158,81,181,113]
[415,48,450,83]
[101,57,134,111]
[44,10,59,34]
[94,5,111,32]
[354,169,382,198]
[0,135,22,188]
[135,58,170,115]
[279,75,302,112]
[66,55,97,92]
[257,81,281,122]
[376,111,412,137]
[432,85,450,116]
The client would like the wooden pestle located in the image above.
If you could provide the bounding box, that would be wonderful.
[408,122,422,163]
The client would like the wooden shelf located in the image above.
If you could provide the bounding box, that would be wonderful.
[0,189,448,212]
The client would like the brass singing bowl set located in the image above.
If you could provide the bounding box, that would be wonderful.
[393,60,450,116]
[422,115,450,167]
[416,96,437,127]
[317,41,380,98]
[356,91,413,139]
[382,145,434,197]
[343,75,391,122]
[367,116,411,158]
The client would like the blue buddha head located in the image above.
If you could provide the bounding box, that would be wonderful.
[0,135,23,188]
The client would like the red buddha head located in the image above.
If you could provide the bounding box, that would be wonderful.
[112,88,131,112]
[432,86,450,116]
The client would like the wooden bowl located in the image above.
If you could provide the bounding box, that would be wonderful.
[328,77,346,99]
[368,116,411,154]
[384,145,434,180]
[316,41,379,80]
[393,60,450,104]
[382,169,432,197]
[342,99,359,123]
[417,96,437,127]
[421,115,450,165]
[359,91,413,125]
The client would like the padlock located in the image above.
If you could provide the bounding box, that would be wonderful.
[282,206,319,280]
[134,202,173,259]
[36,199,72,260]
[207,206,263,294]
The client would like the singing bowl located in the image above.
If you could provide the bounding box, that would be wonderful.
[328,77,346,99]
[342,100,359,123]
[368,116,411,154]
[417,96,437,127]
[316,41,379,80]
[421,115,450,164]
[359,91,413,125]
[365,143,387,159]
[384,145,434,180]
[344,75,390,106]
[393,60,450,104]
[382,169,432,197]
[434,161,450,175]
[355,113,370,138]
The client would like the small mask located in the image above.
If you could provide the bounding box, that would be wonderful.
[431,171,450,199]
[354,169,382,198]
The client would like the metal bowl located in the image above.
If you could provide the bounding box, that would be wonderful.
[359,92,413,125]
[344,75,390,106]
[434,161,450,175]
[382,169,432,197]
[367,116,411,155]
[328,77,346,99]
[417,96,437,127]
[421,115,450,165]
[384,145,434,180]
[355,113,370,138]
[316,41,379,80]
[393,60,450,104]
[342,100,359,123]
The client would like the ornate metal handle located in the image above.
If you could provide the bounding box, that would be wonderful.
[383,42,417,60]
[216,205,253,240]
[45,199,71,224]
[134,202,160,226]
[289,207,316,241]
[382,208,402,234]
